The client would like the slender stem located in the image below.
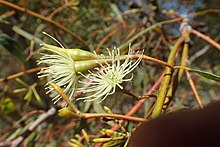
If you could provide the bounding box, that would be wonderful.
[121,88,157,100]
[186,71,204,109]
[14,110,45,127]
[178,43,189,81]
[81,129,91,147]
[50,83,80,114]
[101,54,173,69]
[58,105,145,122]
[144,104,155,119]
[0,0,90,49]
[140,94,157,99]
[95,28,118,53]
[0,67,43,83]
[48,3,74,19]
[81,112,146,123]
[151,35,186,118]
[163,42,190,111]
[192,29,220,50]
[191,9,220,17]
[121,88,140,99]
[131,54,174,69]
[174,66,191,70]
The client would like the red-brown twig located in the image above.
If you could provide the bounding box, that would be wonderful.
[82,112,146,123]
[192,29,220,50]
[0,67,43,83]
[52,83,146,123]
[14,110,45,128]
[186,71,204,109]
[95,28,118,52]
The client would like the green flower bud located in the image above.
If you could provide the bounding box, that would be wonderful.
[42,43,97,61]
[58,107,79,118]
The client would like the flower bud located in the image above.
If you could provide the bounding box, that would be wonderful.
[58,107,79,118]
[42,43,97,61]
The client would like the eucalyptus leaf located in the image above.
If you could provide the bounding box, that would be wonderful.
[0,34,25,63]
[12,26,43,45]
[189,69,220,82]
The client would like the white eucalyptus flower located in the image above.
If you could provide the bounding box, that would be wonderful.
[77,46,143,103]
[38,43,77,104]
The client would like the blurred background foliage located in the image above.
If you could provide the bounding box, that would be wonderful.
[0,0,219,146]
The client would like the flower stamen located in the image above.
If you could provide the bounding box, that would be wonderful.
[77,45,143,103]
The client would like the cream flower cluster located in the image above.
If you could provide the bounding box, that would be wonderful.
[38,44,77,104]
[38,44,143,104]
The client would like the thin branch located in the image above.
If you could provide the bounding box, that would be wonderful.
[140,94,157,100]
[144,104,155,119]
[192,29,220,50]
[95,27,118,53]
[191,9,220,17]
[81,112,146,123]
[13,110,45,129]
[50,84,146,127]
[50,83,80,114]
[101,54,174,69]
[186,71,204,109]
[121,88,157,100]
[131,54,174,69]
[48,3,73,19]
[142,55,174,69]
[51,83,146,123]
[121,88,140,99]
[178,43,189,81]
[0,67,43,83]
[174,66,190,70]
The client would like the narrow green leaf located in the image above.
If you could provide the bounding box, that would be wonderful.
[12,26,43,45]
[189,69,220,82]
[0,34,25,63]
[32,87,41,102]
